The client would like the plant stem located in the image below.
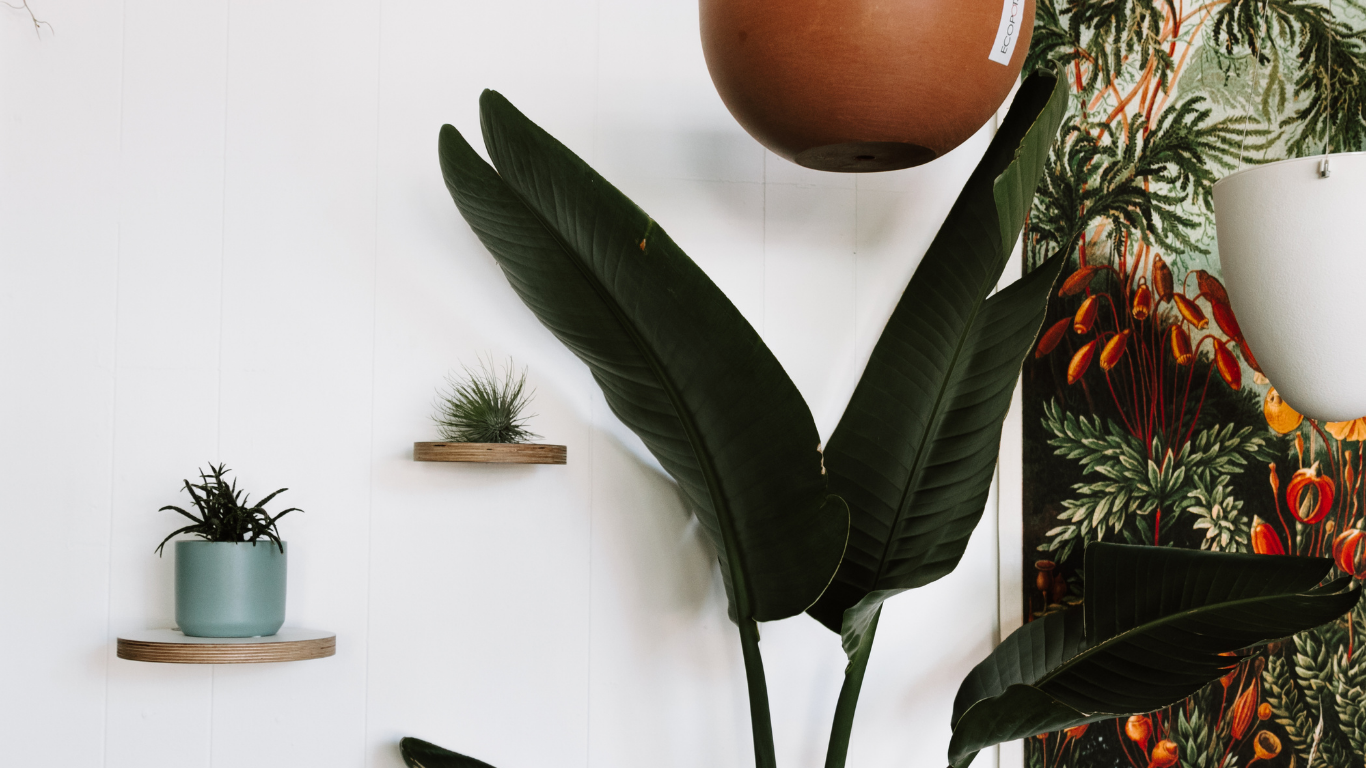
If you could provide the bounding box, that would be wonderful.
[739,617,778,768]
[823,607,882,768]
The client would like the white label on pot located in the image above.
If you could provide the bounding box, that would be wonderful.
[989,0,1024,65]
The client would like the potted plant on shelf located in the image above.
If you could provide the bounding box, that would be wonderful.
[156,463,301,638]
[414,356,566,465]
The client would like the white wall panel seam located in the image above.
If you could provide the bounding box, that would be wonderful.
[100,2,130,764]
[214,0,233,464]
[209,2,233,765]
[761,158,767,335]
[363,2,385,766]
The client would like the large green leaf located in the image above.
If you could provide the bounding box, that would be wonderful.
[948,543,1361,768]
[437,93,847,625]
[400,737,497,768]
[805,70,1071,649]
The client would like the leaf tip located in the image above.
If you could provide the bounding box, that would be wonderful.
[478,88,510,114]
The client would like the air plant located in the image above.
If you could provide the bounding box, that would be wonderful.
[155,464,300,555]
[432,357,539,444]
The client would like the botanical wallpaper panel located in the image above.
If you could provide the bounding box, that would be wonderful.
[1021,1,1366,767]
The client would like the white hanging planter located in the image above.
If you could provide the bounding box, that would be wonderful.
[1212,152,1366,422]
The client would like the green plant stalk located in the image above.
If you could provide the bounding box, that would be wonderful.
[824,607,881,768]
[712,453,777,768]
[738,617,777,768]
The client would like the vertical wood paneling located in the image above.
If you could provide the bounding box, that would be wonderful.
[210,0,380,765]
[0,2,1012,766]
[366,1,598,766]
[853,125,997,361]
[586,4,770,766]
[0,3,124,765]
[586,398,750,768]
[103,1,228,764]
[592,0,762,185]
[762,161,857,441]
[848,482,1002,768]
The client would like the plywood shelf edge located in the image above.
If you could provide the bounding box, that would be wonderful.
[413,442,567,465]
[116,628,336,664]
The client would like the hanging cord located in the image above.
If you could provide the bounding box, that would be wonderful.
[1321,0,1335,177]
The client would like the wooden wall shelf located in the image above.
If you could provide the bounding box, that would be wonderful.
[413,442,567,464]
[116,628,335,664]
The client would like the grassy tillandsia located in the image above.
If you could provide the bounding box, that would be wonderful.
[433,356,539,444]
[155,463,300,555]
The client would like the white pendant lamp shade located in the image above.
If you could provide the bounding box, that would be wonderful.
[1213,153,1366,422]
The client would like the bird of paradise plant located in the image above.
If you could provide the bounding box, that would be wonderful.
[393,50,1362,768]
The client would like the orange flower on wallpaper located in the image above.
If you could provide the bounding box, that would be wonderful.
[1210,301,1263,373]
[1249,731,1281,765]
[1263,388,1304,435]
[1214,341,1241,390]
[1150,739,1179,768]
[1073,295,1099,334]
[1100,330,1130,371]
[1153,254,1174,302]
[1174,294,1208,329]
[1169,326,1193,365]
[1125,715,1151,745]
[1036,318,1069,358]
[1251,517,1285,555]
[1334,529,1366,578]
[1063,724,1089,740]
[1068,339,1098,384]
[1058,265,1102,297]
[1287,463,1335,524]
[1131,284,1152,320]
[1327,418,1366,442]
[1195,270,1229,305]
[1231,679,1259,739]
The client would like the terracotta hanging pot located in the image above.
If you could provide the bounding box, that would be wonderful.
[699,0,1036,172]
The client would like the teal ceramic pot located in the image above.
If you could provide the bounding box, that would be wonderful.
[175,541,287,637]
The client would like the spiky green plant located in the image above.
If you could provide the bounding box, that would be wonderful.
[432,357,538,444]
[155,464,300,555]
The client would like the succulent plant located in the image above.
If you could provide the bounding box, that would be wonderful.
[155,464,300,555]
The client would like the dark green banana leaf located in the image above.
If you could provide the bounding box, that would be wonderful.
[400,737,497,768]
[437,93,848,624]
[805,70,1070,657]
[948,543,1362,768]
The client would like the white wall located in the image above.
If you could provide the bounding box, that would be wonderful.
[0,2,1010,767]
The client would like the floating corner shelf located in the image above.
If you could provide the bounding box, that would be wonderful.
[116,628,336,664]
[413,442,567,465]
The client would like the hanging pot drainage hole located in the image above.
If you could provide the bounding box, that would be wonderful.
[795,141,936,172]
